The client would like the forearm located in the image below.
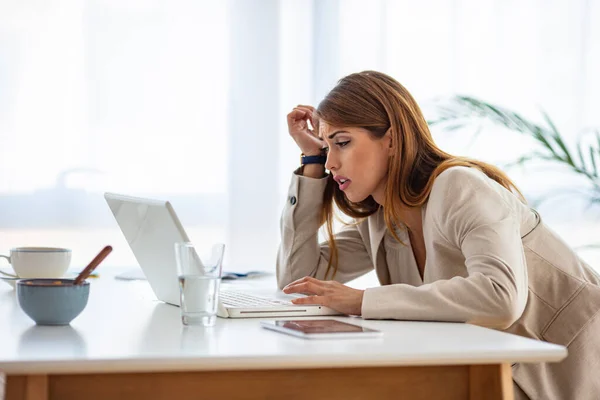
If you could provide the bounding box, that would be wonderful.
[299,164,326,179]
[363,272,525,327]
[277,171,329,288]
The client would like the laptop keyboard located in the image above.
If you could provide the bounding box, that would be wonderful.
[220,290,293,308]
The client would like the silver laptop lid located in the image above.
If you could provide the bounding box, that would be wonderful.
[104,192,186,306]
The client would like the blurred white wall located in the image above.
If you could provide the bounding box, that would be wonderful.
[0,0,598,271]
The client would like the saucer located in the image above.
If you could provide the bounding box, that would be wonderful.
[0,267,99,289]
[0,276,19,289]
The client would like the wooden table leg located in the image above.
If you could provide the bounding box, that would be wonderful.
[5,375,48,400]
[470,363,514,400]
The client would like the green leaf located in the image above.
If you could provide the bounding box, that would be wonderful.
[509,113,531,133]
[504,152,562,170]
[432,96,600,205]
[504,155,536,168]
[542,110,561,137]
[483,103,505,120]
[529,127,558,157]
[577,143,587,172]
[466,123,484,148]
[541,113,573,165]
[553,134,574,165]
[441,122,469,132]
[590,146,598,178]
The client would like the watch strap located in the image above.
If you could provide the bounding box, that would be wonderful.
[300,154,327,165]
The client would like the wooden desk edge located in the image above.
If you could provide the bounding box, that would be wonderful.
[5,363,515,400]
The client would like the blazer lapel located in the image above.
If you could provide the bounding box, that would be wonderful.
[368,208,387,270]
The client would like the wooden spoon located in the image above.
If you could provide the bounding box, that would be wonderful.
[74,246,113,285]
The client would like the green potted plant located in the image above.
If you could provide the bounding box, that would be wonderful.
[428,95,600,250]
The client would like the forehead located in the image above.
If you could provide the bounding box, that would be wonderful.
[318,122,356,139]
[318,121,335,138]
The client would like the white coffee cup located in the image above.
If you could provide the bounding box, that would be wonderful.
[0,247,72,279]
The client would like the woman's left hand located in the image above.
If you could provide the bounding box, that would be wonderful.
[282,276,364,316]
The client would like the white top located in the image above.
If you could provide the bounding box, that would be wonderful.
[0,273,567,375]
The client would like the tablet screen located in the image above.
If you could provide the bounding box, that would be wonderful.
[273,319,375,334]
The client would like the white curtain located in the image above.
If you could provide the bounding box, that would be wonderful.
[0,0,231,269]
[1,0,598,271]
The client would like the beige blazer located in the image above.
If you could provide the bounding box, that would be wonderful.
[277,166,600,400]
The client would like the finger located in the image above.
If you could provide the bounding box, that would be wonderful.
[283,276,319,291]
[287,109,307,124]
[283,282,325,295]
[283,280,324,295]
[294,106,314,123]
[288,112,314,136]
[296,104,315,111]
[294,106,313,114]
[282,281,309,294]
[284,275,317,287]
[291,295,328,305]
[290,106,316,129]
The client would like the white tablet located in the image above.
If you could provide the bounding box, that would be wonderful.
[260,319,383,339]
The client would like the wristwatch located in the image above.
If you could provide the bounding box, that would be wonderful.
[300,150,327,165]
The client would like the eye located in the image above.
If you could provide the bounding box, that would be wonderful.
[335,140,350,148]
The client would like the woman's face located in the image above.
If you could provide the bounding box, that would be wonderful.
[320,123,392,204]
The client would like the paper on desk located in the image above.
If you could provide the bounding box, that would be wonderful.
[221,271,271,280]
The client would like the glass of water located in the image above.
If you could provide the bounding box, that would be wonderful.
[174,242,225,327]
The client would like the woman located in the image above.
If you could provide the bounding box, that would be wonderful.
[277,71,600,400]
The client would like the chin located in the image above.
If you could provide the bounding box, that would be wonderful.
[344,190,369,204]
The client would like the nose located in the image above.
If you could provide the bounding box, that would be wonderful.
[325,149,339,171]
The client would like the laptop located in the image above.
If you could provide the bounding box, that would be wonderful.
[104,192,341,318]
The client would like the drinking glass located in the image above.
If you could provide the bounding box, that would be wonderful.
[174,242,225,327]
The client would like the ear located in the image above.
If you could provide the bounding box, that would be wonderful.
[384,128,394,155]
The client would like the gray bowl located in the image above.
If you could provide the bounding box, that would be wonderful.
[17,279,90,325]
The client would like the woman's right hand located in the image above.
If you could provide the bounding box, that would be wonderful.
[287,105,324,156]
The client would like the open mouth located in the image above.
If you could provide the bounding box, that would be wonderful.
[335,177,351,191]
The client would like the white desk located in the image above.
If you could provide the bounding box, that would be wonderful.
[0,273,567,400]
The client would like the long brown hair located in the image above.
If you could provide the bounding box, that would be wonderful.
[314,71,525,279]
